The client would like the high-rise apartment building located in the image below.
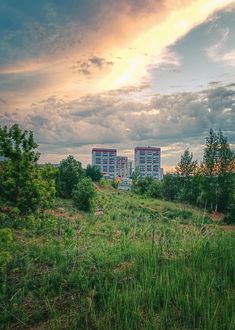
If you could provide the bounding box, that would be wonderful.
[116,156,128,178]
[128,160,133,178]
[92,148,117,178]
[135,146,161,179]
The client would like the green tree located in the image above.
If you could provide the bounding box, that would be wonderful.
[132,169,153,195]
[0,124,55,213]
[85,164,102,182]
[175,148,197,203]
[57,156,84,198]
[176,148,197,177]
[202,129,234,211]
[147,179,163,199]
[72,177,96,212]
[162,174,180,201]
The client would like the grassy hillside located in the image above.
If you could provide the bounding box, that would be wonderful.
[0,190,235,329]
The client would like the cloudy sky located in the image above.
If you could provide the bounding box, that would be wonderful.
[0,0,235,170]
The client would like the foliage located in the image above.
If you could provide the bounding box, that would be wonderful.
[85,164,102,182]
[176,148,197,177]
[0,191,234,329]
[132,170,154,195]
[111,178,119,189]
[162,174,180,200]
[72,177,96,212]
[133,129,234,215]
[0,124,55,213]
[99,178,110,187]
[57,155,84,198]
[0,228,14,270]
[202,129,235,211]
[147,179,163,198]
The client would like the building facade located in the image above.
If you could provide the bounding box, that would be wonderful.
[128,160,133,178]
[116,156,128,178]
[134,146,161,179]
[92,148,117,178]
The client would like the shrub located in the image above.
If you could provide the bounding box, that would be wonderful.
[147,180,163,198]
[85,164,102,182]
[57,156,84,198]
[72,177,96,212]
[0,124,55,214]
[111,178,119,189]
[223,202,235,224]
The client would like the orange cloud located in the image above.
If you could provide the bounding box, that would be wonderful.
[2,0,235,111]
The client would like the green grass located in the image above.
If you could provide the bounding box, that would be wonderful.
[0,190,234,329]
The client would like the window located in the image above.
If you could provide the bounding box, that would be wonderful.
[109,166,115,172]
[95,158,101,164]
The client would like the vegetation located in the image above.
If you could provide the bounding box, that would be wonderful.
[72,177,96,212]
[0,190,234,329]
[86,164,102,182]
[57,155,83,198]
[0,125,234,329]
[133,129,235,221]
[0,124,55,213]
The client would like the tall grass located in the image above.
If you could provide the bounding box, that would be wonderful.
[0,191,234,329]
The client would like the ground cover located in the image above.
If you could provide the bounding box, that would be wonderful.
[0,190,234,329]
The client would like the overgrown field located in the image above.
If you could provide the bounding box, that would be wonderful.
[0,190,235,329]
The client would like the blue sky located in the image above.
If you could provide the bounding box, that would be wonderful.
[0,0,235,169]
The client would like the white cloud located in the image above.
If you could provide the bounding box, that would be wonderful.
[207,28,235,66]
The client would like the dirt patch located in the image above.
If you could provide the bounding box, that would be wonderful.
[220,225,235,232]
[211,211,223,222]
[46,209,68,218]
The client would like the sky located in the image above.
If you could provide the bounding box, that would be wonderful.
[0,0,235,171]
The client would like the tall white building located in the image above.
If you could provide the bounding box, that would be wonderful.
[116,156,128,178]
[92,148,117,178]
[135,146,161,179]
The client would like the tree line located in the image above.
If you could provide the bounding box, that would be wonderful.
[0,124,101,214]
[132,129,235,223]
[1,125,234,222]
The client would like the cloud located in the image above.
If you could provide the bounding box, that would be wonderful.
[71,56,114,76]
[0,97,6,104]
[1,0,234,107]
[207,28,235,66]
[1,84,234,168]
[1,0,235,168]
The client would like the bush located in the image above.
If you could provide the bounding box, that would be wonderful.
[111,178,119,189]
[0,124,55,214]
[72,177,96,212]
[147,180,162,198]
[57,156,84,198]
[85,164,102,182]
[223,202,235,224]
